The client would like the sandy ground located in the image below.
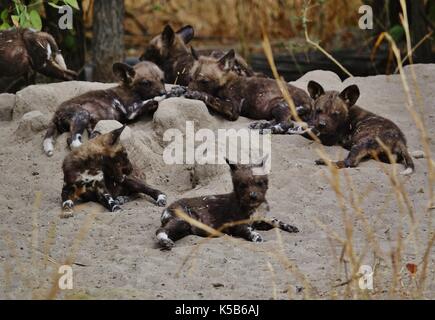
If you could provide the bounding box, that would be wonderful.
[0,65,434,300]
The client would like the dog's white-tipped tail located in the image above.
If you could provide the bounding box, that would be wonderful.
[54,53,67,70]
[43,137,54,157]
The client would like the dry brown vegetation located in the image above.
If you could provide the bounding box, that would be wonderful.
[115,0,363,54]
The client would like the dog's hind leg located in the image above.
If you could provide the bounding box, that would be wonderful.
[67,111,90,149]
[156,216,192,250]
[395,141,415,175]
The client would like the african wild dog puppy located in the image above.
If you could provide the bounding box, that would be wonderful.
[185,49,312,128]
[43,61,180,156]
[156,158,299,250]
[0,28,77,93]
[140,25,255,85]
[61,126,167,218]
[290,81,414,175]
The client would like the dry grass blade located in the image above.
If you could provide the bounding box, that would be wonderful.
[46,210,98,300]
[302,0,353,78]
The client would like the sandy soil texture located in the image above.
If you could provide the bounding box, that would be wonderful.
[0,65,434,299]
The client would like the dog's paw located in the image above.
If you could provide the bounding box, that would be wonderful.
[60,210,74,219]
[249,121,270,130]
[168,86,187,98]
[250,232,263,243]
[157,232,175,250]
[115,196,129,205]
[160,239,175,251]
[315,158,327,166]
[287,125,308,135]
[111,205,122,212]
[156,194,167,207]
[400,167,414,176]
[184,90,203,101]
[62,200,74,209]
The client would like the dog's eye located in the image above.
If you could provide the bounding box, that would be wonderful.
[198,79,209,85]
[239,183,248,189]
[256,181,264,187]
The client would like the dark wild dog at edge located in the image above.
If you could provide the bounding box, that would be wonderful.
[290,81,414,175]
[61,126,167,218]
[0,28,77,93]
[140,25,255,86]
[43,61,172,156]
[156,158,299,250]
[185,49,313,129]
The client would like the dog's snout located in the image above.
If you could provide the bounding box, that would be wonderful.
[318,121,326,128]
[249,192,258,200]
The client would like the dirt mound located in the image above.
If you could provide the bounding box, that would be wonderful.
[0,65,433,299]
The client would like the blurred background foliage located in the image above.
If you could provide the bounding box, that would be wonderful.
[0,0,433,81]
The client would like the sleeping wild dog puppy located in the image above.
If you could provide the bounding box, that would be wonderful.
[0,28,77,93]
[295,81,414,175]
[61,126,167,218]
[185,49,312,128]
[43,61,168,156]
[140,25,255,85]
[156,158,299,250]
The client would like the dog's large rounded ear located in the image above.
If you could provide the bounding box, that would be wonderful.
[225,158,238,171]
[109,125,126,145]
[339,85,360,107]
[113,62,135,85]
[307,81,325,100]
[177,25,194,44]
[218,49,236,71]
[162,25,175,47]
[191,46,199,60]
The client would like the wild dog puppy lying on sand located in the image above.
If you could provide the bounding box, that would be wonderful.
[61,126,167,218]
[184,49,312,128]
[0,28,77,93]
[156,158,299,250]
[140,25,255,85]
[288,81,414,175]
[43,61,183,156]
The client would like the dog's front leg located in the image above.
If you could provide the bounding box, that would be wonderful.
[61,184,78,218]
[315,144,370,169]
[253,218,299,233]
[184,90,240,121]
[125,100,159,120]
[120,177,167,207]
[94,182,121,212]
[230,224,263,243]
